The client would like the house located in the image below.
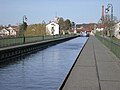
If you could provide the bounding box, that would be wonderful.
[7,27,16,36]
[114,22,120,39]
[46,21,59,35]
[0,28,9,36]
[76,23,95,34]
[96,24,104,32]
[0,27,17,37]
[69,29,77,34]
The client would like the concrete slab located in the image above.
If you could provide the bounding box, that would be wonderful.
[95,53,115,62]
[100,81,120,90]
[76,56,95,67]
[98,62,120,81]
[62,66,99,90]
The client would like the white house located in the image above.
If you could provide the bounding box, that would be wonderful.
[7,27,16,36]
[0,27,16,37]
[114,22,120,39]
[0,28,9,36]
[46,22,59,35]
[96,24,104,32]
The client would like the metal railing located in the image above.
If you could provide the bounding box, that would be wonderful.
[0,34,76,48]
[96,34,120,59]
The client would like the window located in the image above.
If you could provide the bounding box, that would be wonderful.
[51,27,54,34]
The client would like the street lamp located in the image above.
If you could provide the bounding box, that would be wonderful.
[105,3,113,37]
[105,4,113,50]
[23,15,27,23]
[42,20,46,36]
[22,15,27,43]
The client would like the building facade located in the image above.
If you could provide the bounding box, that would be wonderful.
[114,22,120,39]
[0,27,16,37]
[46,22,59,35]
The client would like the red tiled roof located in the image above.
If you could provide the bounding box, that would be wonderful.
[76,29,91,33]
[69,29,74,32]
[76,23,95,33]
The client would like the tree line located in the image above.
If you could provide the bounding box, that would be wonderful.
[58,17,75,34]
[19,17,75,36]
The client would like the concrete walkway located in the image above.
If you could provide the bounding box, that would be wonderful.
[62,36,120,90]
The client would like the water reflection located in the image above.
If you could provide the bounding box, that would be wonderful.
[0,37,88,90]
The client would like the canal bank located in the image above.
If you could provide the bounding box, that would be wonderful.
[60,36,120,90]
[0,35,79,62]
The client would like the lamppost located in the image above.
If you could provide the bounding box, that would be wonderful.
[23,15,27,23]
[42,20,46,36]
[22,15,27,43]
[105,4,113,50]
[105,3,113,37]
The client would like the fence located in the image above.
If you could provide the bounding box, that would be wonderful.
[0,34,76,48]
[96,34,120,59]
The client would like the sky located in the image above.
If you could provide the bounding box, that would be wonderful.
[0,0,120,25]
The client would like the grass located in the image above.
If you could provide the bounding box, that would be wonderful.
[96,34,120,59]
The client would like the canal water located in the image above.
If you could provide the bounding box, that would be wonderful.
[0,37,88,90]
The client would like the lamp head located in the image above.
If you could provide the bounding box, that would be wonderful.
[105,8,109,13]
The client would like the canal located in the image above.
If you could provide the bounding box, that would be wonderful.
[0,37,88,90]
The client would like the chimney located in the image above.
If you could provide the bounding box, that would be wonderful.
[102,5,104,22]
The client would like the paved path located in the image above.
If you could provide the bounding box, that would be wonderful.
[62,36,120,90]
